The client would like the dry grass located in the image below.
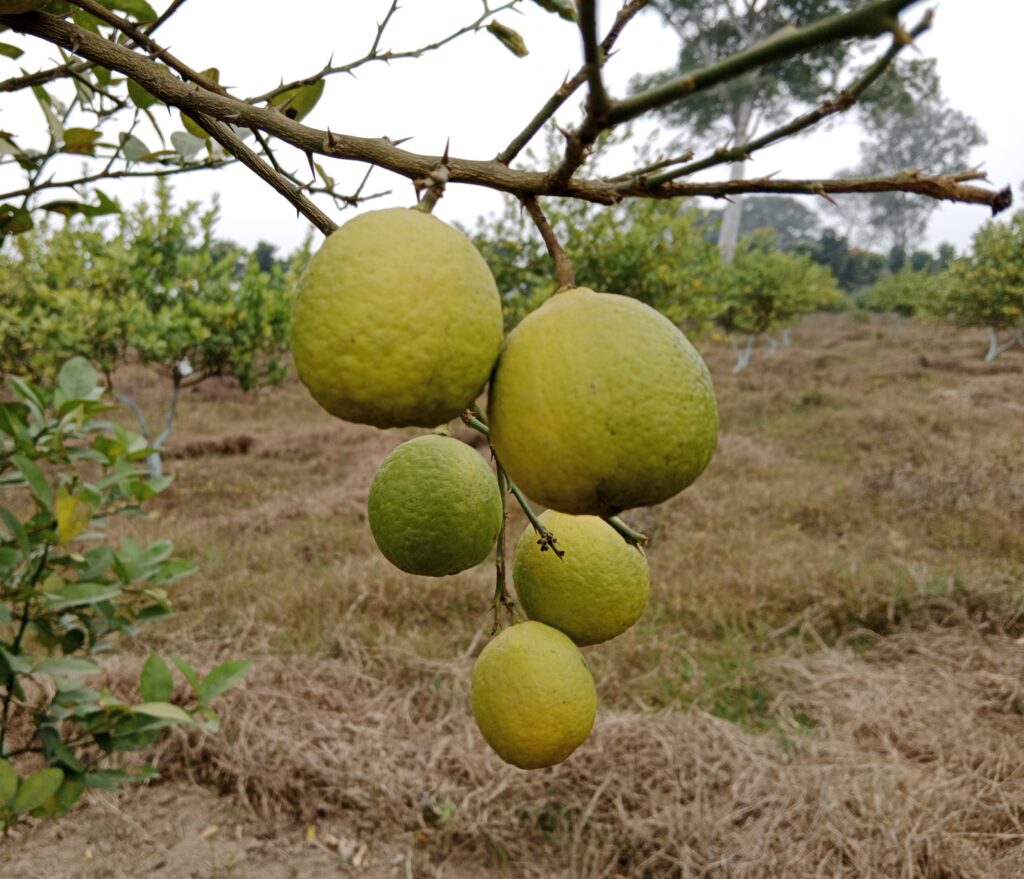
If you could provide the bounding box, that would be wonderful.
[6,314,1024,877]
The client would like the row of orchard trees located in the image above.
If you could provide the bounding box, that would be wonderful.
[1,181,309,475]
[472,194,1024,369]
[861,211,1024,361]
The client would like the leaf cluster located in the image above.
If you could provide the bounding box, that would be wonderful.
[942,213,1024,330]
[0,181,302,389]
[0,357,249,830]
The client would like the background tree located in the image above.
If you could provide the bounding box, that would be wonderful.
[0,181,304,476]
[713,230,844,372]
[472,196,722,330]
[833,58,986,252]
[793,227,886,291]
[942,212,1024,361]
[860,265,945,318]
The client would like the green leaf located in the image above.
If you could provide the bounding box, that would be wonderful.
[12,454,52,511]
[131,702,194,724]
[100,0,157,21]
[0,42,24,60]
[528,0,577,21]
[48,582,122,610]
[198,659,251,703]
[11,767,63,814]
[33,657,99,678]
[0,505,30,556]
[170,655,200,694]
[50,773,86,815]
[0,758,18,803]
[140,653,173,702]
[170,130,206,161]
[268,79,325,122]
[127,78,160,110]
[119,132,150,163]
[487,21,529,58]
[57,356,99,400]
[0,203,33,235]
[61,128,101,155]
[32,85,64,142]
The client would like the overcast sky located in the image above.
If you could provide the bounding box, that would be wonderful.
[1,1,1021,256]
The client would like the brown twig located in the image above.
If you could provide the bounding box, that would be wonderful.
[189,112,337,236]
[522,196,575,289]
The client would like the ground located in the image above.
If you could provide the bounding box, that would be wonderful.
[3,313,1024,878]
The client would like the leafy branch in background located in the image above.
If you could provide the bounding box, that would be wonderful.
[0,180,307,476]
[0,0,1011,246]
[0,358,249,832]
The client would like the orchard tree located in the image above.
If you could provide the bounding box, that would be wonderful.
[473,195,723,329]
[834,58,986,252]
[0,0,1014,776]
[714,230,843,372]
[0,181,303,476]
[943,213,1024,361]
[860,265,944,317]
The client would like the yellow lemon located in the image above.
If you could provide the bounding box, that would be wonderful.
[368,435,503,576]
[488,287,717,515]
[291,208,503,428]
[513,510,648,645]
[471,621,597,769]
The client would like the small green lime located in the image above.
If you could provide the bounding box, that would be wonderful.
[514,511,649,645]
[471,621,597,769]
[368,435,502,576]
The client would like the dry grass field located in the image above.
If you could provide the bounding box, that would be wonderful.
[5,313,1024,878]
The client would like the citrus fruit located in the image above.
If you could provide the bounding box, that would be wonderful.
[291,208,503,428]
[368,434,503,576]
[513,510,649,645]
[471,621,597,769]
[488,287,718,515]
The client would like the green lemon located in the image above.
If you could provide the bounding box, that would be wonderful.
[368,434,503,576]
[291,208,503,428]
[471,621,597,769]
[488,287,718,515]
[513,510,649,646]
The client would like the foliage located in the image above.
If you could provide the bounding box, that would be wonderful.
[838,58,986,251]
[713,230,844,337]
[738,196,822,252]
[472,196,723,331]
[794,229,886,292]
[860,267,946,317]
[943,213,1024,331]
[0,181,300,389]
[0,180,307,474]
[0,358,249,831]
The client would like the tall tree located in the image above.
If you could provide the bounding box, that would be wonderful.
[738,195,822,250]
[636,0,857,261]
[835,58,985,251]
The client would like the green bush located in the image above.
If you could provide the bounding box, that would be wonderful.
[1,359,248,831]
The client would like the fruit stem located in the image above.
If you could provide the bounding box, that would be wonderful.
[462,407,564,560]
[413,142,450,214]
[491,462,514,632]
[522,195,575,291]
[604,515,649,548]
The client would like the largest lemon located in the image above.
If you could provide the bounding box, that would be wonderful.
[488,287,718,515]
[291,208,503,428]
[471,621,597,769]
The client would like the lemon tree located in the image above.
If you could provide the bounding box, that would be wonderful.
[368,434,503,577]
[513,511,649,646]
[471,621,597,769]
[291,208,503,428]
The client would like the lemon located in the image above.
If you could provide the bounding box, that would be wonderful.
[291,208,503,428]
[368,434,503,576]
[471,621,597,769]
[488,287,718,515]
[513,510,649,645]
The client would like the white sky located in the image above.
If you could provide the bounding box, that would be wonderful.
[1,0,1021,256]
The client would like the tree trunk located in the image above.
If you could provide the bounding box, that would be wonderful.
[717,97,755,264]
[984,327,1016,363]
[731,334,756,374]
